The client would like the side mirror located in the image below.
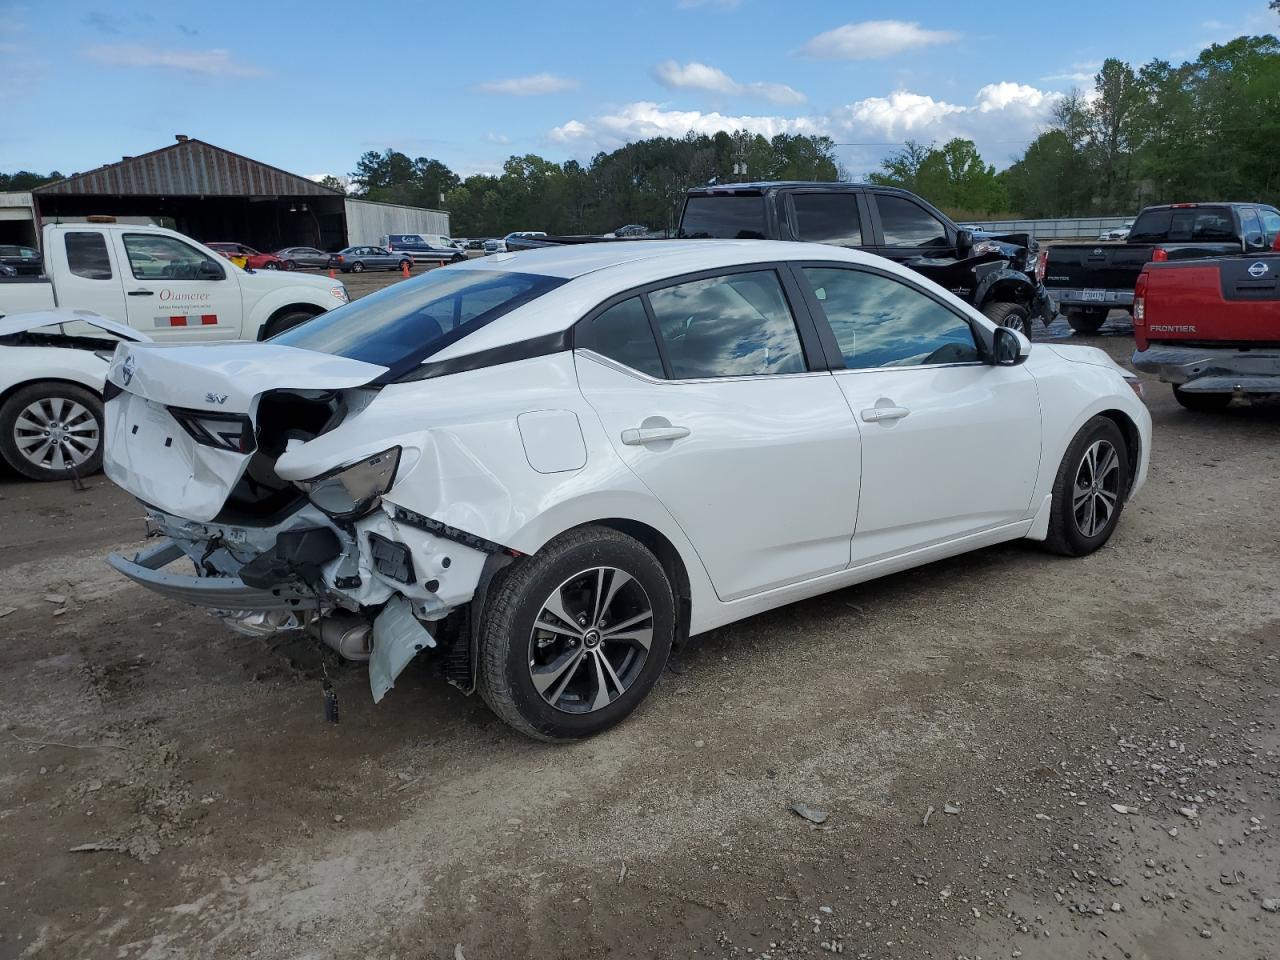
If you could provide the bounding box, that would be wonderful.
[992,325,1031,366]
[955,228,974,256]
[199,260,224,279]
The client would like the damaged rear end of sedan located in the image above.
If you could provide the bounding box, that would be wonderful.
[104,264,569,706]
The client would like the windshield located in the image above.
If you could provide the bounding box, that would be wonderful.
[678,195,767,239]
[272,267,567,374]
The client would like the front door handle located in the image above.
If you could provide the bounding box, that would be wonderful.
[860,405,910,423]
[621,425,691,446]
[127,289,154,296]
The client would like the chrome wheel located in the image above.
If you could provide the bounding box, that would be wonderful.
[13,396,100,472]
[528,566,653,714]
[1072,439,1120,537]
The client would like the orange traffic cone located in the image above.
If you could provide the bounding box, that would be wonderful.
[328,268,336,279]
[401,260,410,279]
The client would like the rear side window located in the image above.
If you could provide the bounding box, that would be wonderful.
[576,297,665,379]
[1130,207,1236,243]
[646,270,806,378]
[678,196,767,239]
[803,267,979,369]
[792,193,863,247]
[272,268,567,371]
[1260,209,1280,243]
[1240,208,1263,245]
[65,232,111,280]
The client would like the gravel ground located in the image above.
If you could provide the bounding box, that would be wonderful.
[0,308,1276,960]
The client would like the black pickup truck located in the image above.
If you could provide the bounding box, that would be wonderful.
[508,182,1054,334]
[1042,202,1280,334]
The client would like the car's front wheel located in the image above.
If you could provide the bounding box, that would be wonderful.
[0,382,104,481]
[477,525,676,741]
[1043,416,1130,557]
[1065,308,1107,335]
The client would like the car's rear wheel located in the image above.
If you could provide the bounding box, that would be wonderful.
[0,382,104,482]
[1065,308,1107,335]
[351,261,365,273]
[477,525,675,741]
[1173,386,1232,412]
[1043,416,1130,557]
[981,301,1033,337]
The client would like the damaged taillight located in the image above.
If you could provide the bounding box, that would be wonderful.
[297,447,401,520]
[168,407,256,453]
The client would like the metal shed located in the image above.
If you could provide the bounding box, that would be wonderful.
[29,136,446,252]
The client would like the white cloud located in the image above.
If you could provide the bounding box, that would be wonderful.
[549,101,822,147]
[475,73,578,96]
[799,20,958,60]
[485,132,511,144]
[1041,60,1101,86]
[548,82,1060,172]
[83,43,264,77]
[652,60,805,104]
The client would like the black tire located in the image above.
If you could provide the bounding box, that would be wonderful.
[1043,416,1130,557]
[981,301,1033,337]
[261,310,317,338]
[451,254,466,264]
[284,260,297,271]
[351,261,365,273]
[263,262,279,270]
[1173,386,1232,412]
[1065,308,1107,335]
[0,382,104,482]
[477,525,676,741]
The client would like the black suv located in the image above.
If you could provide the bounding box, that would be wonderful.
[677,182,1053,334]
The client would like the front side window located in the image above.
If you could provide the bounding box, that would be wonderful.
[65,232,110,280]
[678,195,768,240]
[803,267,979,369]
[1261,209,1280,243]
[647,270,806,379]
[124,234,221,280]
[576,296,665,379]
[876,195,949,248]
[272,268,567,370]
[792,193,863,247]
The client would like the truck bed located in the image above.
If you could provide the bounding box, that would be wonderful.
[0,276,56,318]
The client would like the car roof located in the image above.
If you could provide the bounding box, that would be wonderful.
[425,239,961,363]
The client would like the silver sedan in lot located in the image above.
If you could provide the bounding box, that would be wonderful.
[275,246,332,270]
[328,246,413,274]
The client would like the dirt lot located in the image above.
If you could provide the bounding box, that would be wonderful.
[1,303,1277,960]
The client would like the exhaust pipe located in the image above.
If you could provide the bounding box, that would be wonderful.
[311,613,373,661]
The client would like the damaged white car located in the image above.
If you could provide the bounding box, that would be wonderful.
[104,241,1151,740]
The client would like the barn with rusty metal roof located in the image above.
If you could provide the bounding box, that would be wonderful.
[27,135,448,254]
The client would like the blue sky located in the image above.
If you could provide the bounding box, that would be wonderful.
[1,0,1273,184]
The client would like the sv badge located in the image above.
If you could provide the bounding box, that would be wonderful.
[205,392,229,405]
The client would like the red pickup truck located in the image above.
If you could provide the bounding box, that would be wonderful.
[1132,249,1280,410]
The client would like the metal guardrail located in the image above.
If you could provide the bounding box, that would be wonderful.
[964,217,1132,240]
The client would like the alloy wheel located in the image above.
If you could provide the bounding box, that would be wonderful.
[528,566,653,714]
[1072,439,1120,537]
[13,397,100,472]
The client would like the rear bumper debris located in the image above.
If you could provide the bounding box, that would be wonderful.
[1132,344,1280,391]
[107,540,321,611]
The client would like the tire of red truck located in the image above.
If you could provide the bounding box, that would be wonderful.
[1064,307,1108,335]
[981,301,1033,337]
[1172,386,1232,412]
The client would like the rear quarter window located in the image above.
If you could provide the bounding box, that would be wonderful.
[678,196,767,239]
[1130,207,1236,243]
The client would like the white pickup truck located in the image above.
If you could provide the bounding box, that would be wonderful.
[0,222,348,340]
[0,222,350,482]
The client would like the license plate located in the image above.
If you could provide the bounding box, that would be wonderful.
[1082,289,1106,302]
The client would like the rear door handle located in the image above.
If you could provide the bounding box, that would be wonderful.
[127,289,154,296]
[621,425,690,445]
[860,406,910,423]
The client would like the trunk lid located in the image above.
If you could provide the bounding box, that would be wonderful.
[103,341,387,522]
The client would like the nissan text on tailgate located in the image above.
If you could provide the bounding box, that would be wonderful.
[1131,249,1280,410]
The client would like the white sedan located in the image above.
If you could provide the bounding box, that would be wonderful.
[102,241,1151,740]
